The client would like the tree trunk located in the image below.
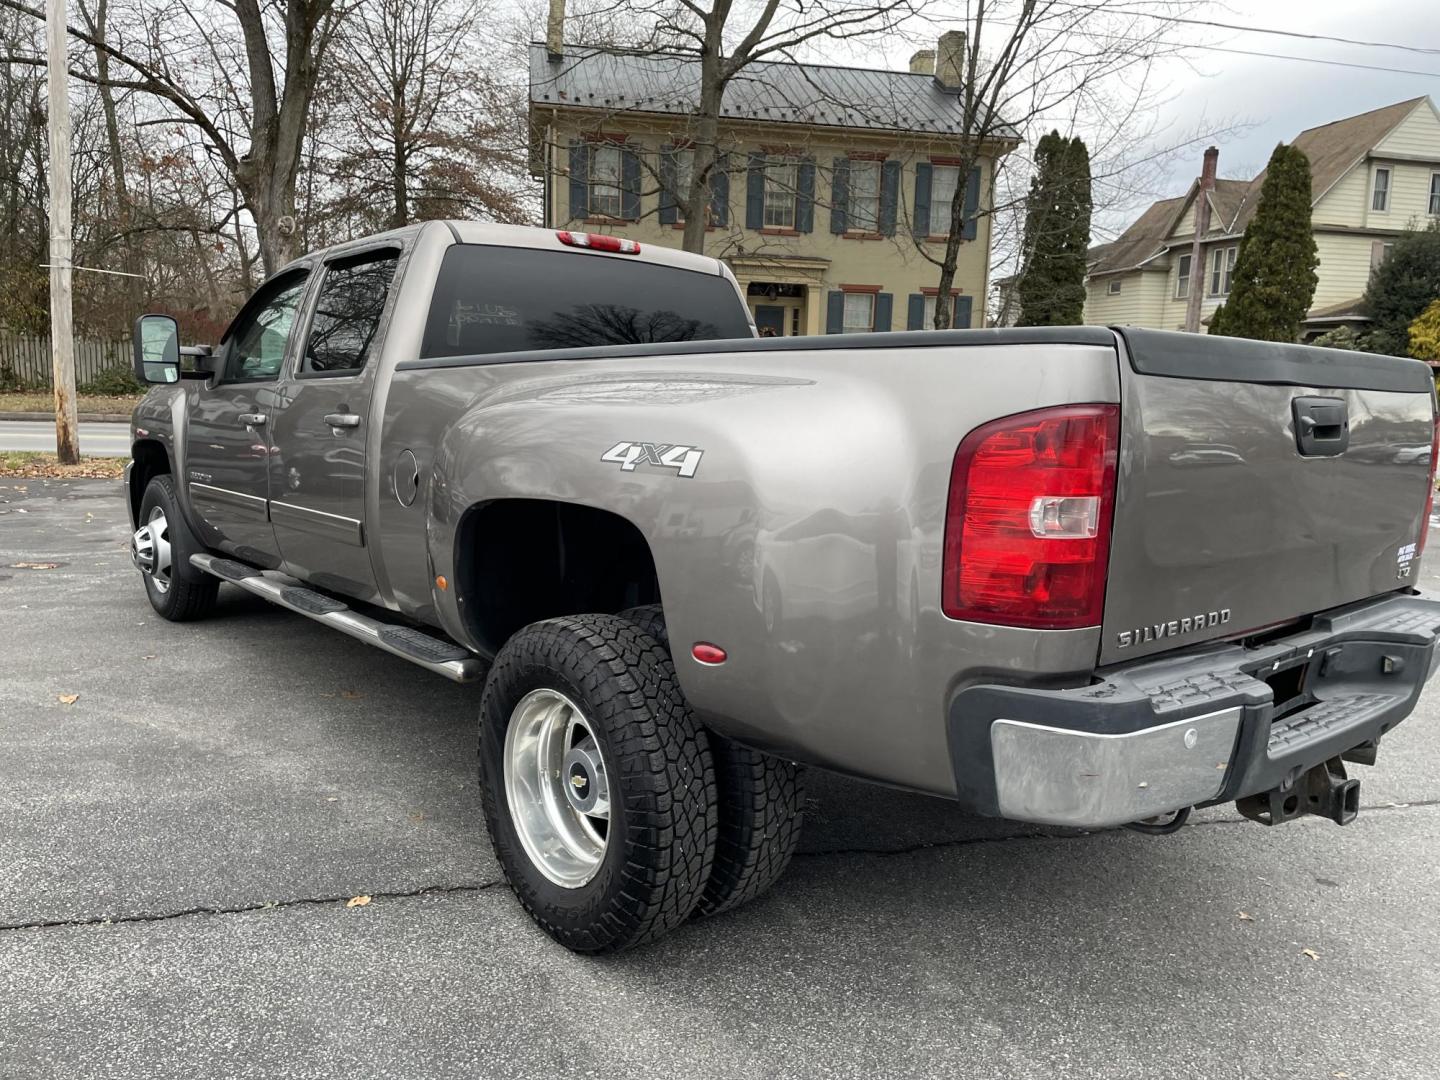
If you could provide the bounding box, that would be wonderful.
[931,152,974,329]
[81,0,142,309]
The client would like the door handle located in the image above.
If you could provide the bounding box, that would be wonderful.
[239,413,266,426]
[324,412,362,429]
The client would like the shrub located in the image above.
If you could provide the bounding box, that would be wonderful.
[77,364,145,396]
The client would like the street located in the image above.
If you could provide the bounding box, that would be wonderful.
[0,420,130,457]
[2,477,1439,1080]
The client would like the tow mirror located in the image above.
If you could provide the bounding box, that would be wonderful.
[132,314,180,385]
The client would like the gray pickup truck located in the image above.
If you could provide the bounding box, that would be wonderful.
[126,220,1440,952]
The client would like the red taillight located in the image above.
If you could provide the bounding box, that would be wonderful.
[942,404,1119,629]
[556,230,640,254]
[1420,412,1439,556]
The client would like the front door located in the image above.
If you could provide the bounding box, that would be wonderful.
[754,304,786,337]
[267,249,399,602]
[185,270,311,568]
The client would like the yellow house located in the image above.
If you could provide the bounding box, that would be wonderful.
[527,37,1017,334]
[1084,97,1440,337]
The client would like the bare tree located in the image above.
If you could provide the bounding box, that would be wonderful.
[2,0,342,272]
[914,0,1208,327]
[323,0,530,231]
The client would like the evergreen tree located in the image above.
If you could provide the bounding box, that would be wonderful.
[1212,143,1319,341]
[1410,298,1440,361]
[1365,220,1440,357]
[1016,132,1092,326]
[1208,302,1229,337]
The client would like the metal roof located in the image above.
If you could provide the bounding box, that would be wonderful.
[529,43,1018,139]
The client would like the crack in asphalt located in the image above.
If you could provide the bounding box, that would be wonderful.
[3,799,1437,935]
[0,879,509,935]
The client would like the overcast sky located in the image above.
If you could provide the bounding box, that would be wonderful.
[860,0,1439,236]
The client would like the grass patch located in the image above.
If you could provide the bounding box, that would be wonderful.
[0,390,143,415]
[0,451,126,479]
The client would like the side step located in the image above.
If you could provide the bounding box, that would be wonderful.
[190,553,486,683]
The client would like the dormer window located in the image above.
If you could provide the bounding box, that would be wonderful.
[1372,167,1391,213]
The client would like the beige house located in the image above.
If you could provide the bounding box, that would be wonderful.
[528,37,1016,335]
[1084,97,1440,336]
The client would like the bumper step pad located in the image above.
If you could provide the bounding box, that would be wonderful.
[188,553,485,683]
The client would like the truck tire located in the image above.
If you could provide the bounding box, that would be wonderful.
[477,615,717,952]
[619,604,805,918]
[133,474,218,622]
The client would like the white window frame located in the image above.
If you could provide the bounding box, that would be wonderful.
[1372,166,1391,213]
[589,143,623,218]
[1176,253,1192,300]
[1209,245,1237,296]
[848,159,881,232]
[1430,171,1440,217]
[922,294,953,327]
[673,149,694,222]
[1107,279,1123,295]
[763,157,799,229]
[930,164,960,234]
[841,292,875,333]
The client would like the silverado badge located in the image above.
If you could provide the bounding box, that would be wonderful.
[1117,609,1231,649]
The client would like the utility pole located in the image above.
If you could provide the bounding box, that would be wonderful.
[45,0,79,463]
[1183,146,1218,335]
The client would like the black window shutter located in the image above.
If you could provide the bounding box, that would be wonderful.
[746,153,766,229]
[621,147,641,220]
[568,140,589,221]
[906,294,925,330]
[710,154,730,226]
[955,295,974,328]
[658,145,677,225]
[797,158,816,233]
[830,157,849,234]
[874,292,893,332]
[913,162,932,239]
[962,166,981,241]
[880,160,901,236]
[826,290,845,334]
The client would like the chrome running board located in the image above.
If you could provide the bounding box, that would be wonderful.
[190,552,485,683]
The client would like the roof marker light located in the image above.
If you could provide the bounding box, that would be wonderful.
[556,230,641,254]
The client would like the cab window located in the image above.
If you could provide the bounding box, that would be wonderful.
[226,274,309,381]
[302,253,398,376]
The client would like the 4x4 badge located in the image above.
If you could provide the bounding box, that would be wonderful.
[602,441,704,478]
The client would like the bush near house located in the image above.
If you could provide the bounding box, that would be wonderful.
[1208,143,1319,342]
[1409,298,1440,361]
[1364,220,1440,357]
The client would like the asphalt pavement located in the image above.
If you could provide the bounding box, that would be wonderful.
[2,478,1439,1079]
[0,420,129,457]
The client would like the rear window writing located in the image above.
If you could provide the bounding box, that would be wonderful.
[420,244,752,358]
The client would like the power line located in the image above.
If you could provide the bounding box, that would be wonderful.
[1174,40,1440,80]
[1057,3,1440,58]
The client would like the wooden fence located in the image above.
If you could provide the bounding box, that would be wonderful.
[0,333,132,388]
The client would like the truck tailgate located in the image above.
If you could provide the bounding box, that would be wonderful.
[1100,328,1436,666]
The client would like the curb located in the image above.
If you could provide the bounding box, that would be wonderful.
[0,411,130,423]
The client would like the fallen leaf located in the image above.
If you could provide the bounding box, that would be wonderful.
[141,655,156,661]
[326,796,339,803]
[57,693,79,705]
[1301,948,1320,961]
[11,561,62,570]
[340,690,363,700]
[1237,911,1254,921]
[346,895,371,908]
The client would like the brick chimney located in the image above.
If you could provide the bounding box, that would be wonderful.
[546,0,565,60]
[909,50,935,75]
[934,32,966,91]
[1183,145,1220,334]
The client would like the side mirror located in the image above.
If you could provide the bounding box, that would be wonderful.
[132,314,180,385]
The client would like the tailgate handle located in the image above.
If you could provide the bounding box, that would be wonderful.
[1292,396,1349,457]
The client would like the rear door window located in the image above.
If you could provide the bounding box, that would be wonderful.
[420,244,751,358]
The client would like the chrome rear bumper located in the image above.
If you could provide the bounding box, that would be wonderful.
[949,592,1440,829]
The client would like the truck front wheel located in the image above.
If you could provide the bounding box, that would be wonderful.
[477,615,718,952]
[132,474,218,622]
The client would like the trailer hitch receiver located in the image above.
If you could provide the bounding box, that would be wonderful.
[1236,757,1359,827]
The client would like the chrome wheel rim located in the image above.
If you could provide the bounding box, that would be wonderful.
[503,688,610,889]
[131,506,173,594]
